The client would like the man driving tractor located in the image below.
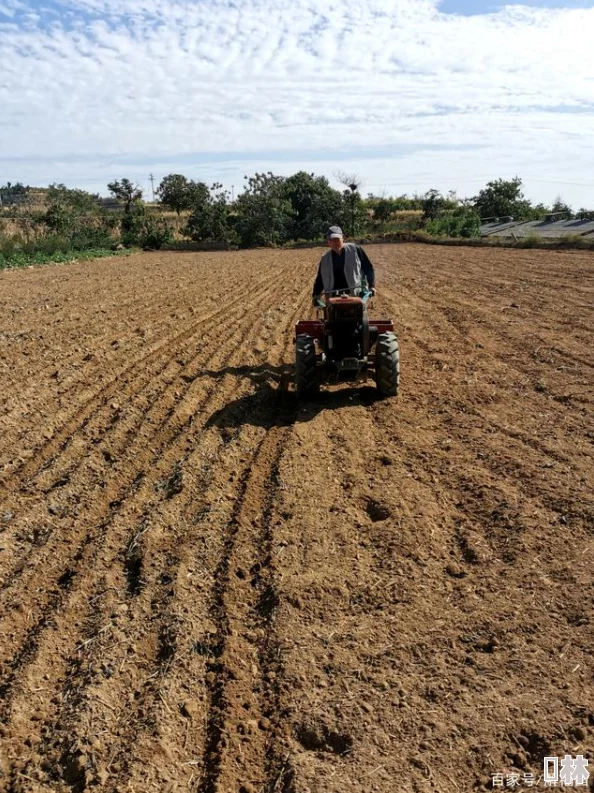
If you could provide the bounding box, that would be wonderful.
[312,226,376,304]
[296,225,398,398]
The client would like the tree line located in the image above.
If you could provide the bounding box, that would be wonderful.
[1,173,593,266]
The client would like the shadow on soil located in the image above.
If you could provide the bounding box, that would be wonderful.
[196,363,383,431]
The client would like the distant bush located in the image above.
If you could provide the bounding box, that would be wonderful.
[425,207,481,238]
[186,184,237,245]
[0,246,131,270]
[121,204,172,249]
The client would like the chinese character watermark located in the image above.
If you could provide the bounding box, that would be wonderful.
[544,755,589,787]
[490,756,589,788]
[492,772,540,788]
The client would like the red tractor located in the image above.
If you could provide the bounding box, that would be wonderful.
[294,289,399,398]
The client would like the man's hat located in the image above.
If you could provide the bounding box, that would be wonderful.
[326,225,343,239]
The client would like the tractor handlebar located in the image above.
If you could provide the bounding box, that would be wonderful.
[314,288,374,310]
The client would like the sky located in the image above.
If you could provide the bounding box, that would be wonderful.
[1,0,594,207]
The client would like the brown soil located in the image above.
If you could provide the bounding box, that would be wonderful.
[0,244,593,793]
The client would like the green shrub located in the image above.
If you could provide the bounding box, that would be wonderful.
[121,204,172,249]
[425,208,481,238]
[44,203,76,235]
[0,232,25,260]
[70,226,113,250]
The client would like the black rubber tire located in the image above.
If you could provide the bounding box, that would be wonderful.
[375,332,400,396]
[295,334,319,398]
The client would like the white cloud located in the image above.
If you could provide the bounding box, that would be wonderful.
[1,0,594,205]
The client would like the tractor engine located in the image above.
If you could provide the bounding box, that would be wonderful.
[324,296,368,361]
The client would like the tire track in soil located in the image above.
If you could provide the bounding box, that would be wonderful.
[0,285,307,793]
[195,298,307,793]
[0,278,283,713]
[90,297,305,793]
[0,270,273,496]
[196,426,295,793]
[0,271,279,596]
[104,292,308,793]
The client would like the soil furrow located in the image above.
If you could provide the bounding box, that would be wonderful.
[0,282,308,792]
[1,246,592,793]
[195,296,307,793]
[100,288,309,793]
[0,282,281,679]
[0,270,274,492]
[0,275,281,596]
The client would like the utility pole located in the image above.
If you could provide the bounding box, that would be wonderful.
[231,185,235,202]
[149,173,155,202]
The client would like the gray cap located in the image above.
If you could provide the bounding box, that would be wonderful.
[326,225,343,239]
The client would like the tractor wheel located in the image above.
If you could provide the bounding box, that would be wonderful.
[295,334,319,398]
[375,332,400,396]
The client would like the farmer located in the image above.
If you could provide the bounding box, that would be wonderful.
[312,225,376,305]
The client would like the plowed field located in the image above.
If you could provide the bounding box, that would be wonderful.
[0,244,593,793]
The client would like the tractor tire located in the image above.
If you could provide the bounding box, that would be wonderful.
[375,332,400,396]
[295,334,319,398]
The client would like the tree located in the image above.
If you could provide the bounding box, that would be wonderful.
[186,183,234,244]
[0,181,28,197]
[422,189,447,221]
[281,171,343,240]
[373,197,395,225]
[44,202,76,235]
[107,179,143,213]
[576,208,594,220]
[233,172,294,248]
[157,174,206,216]
[425,207,481,238]
[551,195,572,219]
[335,171,364,236]
[472,176,533,221]
[120,203,172,249]
[46,183,98,212]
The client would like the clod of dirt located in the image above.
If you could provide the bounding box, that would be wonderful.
[446,563,466,579]
[378,454,393,466]
[296,720,353,756]
[571,725,587,741]
[475,637,500,653]
[508,751,527,768]
[516,730,551,763]
[364,498,392,522]
[1,511,14,523]
[180,700,200,720]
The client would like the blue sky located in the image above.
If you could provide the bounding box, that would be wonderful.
[1,0,594,207]
[441,0,594,12]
